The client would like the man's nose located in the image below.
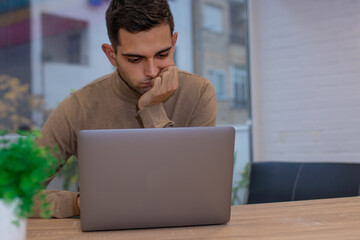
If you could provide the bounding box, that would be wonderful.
[144,58,159,78]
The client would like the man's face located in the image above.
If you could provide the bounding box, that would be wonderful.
[113,24,178,95]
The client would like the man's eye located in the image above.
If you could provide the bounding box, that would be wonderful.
[158,53,169,58]
[128,58,141,63]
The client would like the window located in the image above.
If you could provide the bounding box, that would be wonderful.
[41,13,88,65]
[231,65,248,107]
[203,4,223,33]
[67,33,82,64]
[230,0,247,44]
[208,70,226,100]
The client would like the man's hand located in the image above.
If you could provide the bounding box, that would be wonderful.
[76,194,80,210]
[138,66,178,110]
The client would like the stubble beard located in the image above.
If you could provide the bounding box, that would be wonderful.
[116,67,150,96]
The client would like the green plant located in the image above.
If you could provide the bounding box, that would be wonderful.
[57,156,78,190]
[0,130,61,221]
[232,157,251,205]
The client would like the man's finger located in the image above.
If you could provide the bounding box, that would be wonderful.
[165,68,177,92]
[164,67,178,92]
[152,76,162,91]
[171,68,178,90]
[161,71,171,92]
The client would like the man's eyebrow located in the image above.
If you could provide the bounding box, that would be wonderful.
[121,53,144,58]
[156,46,172,55]
[121,46,172,58]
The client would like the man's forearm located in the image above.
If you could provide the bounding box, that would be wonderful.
[31,190,80,218]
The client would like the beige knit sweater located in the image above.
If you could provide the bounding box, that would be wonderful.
[33,69,217,218]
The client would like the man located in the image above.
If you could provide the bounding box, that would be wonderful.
[34,0,216,218]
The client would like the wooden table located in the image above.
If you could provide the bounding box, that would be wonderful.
[27,196,360,239]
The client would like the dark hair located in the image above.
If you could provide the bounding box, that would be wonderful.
[105,0,174,48]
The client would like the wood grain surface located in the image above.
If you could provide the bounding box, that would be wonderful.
[27,196,360,240]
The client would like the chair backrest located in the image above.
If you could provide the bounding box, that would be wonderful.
[247,162,360,204]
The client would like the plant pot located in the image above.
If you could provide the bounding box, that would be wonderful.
[0,199,27,240]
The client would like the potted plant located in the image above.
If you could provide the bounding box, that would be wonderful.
[0,130,60,240]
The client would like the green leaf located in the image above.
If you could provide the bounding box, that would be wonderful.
[11,220,20,227]
[0,130,8,136]
[0,130,60,220]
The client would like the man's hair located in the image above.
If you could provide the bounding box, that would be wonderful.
[105,0,175,48]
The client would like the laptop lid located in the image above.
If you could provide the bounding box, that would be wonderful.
[78,126,235,231]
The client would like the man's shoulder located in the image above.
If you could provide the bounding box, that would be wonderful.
[178,70,211,87]
[178,69,205,81]
[79,72,114,91]
[51,72,116,115]
[178,69,214,93]
[72,72,115,98]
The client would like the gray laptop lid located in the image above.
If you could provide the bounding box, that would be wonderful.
[78,126,235,231]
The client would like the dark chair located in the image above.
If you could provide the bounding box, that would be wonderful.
[247,161,360,204]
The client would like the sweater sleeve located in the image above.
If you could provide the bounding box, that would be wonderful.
[31,190,80,218]
[32,94,82,218]
[36,94,81,161]
[137,103,175,128]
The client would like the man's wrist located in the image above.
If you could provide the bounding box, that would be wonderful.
[137,102,145,110]
[138,95,149,110]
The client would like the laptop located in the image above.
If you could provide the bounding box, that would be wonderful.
[78,126,235,231]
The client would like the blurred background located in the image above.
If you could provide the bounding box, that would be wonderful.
[0,0,251,203]
[1,0,360,204]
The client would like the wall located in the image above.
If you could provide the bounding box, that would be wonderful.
[249,0,360,162]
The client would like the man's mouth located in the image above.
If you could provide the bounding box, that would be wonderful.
[143,81,153,87]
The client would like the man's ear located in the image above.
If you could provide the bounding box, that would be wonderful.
[102,44,117,67]
[172,32,178,48]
